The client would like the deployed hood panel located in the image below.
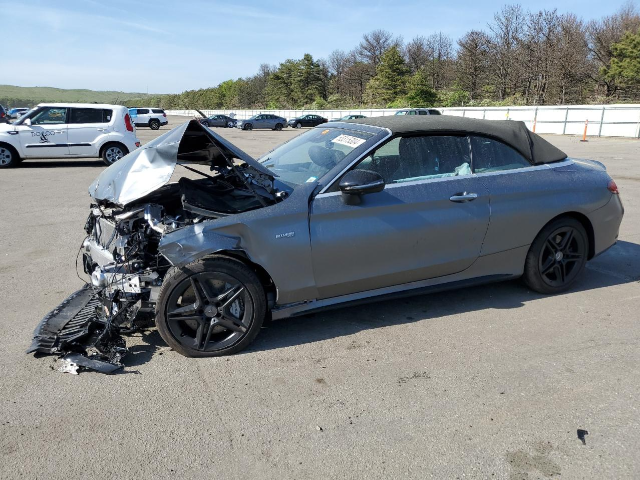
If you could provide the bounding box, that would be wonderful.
[89,120,274,206]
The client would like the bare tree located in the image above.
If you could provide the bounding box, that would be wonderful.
[327,50,351,95]
[487,4,526,100]
[404,36,432,73]
[457,30,490,100]
[356,29,401,68]
[424,32,454,90]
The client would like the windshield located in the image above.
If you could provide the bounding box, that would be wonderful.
[260,127,374,188]
[395,111,408,115]
[13,107,39,125]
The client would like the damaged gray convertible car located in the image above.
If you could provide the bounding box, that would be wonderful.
[29,116,624,369]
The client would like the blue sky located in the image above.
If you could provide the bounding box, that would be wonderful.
[1,0,636,93]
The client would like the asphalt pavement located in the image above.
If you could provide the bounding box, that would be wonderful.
[1,116,639,479]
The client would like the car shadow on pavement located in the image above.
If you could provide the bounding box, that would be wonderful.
[245,241,640,354]
[20,160,106,168]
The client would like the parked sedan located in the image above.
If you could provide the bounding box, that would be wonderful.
[237,114,287,130]
[330,114,367,122]
[200,114,237,128]
[288,114,328,128]
[30,116,623,368]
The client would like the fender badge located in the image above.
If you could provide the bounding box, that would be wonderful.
[275,232,295,239]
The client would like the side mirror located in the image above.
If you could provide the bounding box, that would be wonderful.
[23,118,32,126]
[339,169,385,197]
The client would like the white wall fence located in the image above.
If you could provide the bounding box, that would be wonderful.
[166,104,640,138]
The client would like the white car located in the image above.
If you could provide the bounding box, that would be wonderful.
[0,103,141,168]
[128,108,168,130]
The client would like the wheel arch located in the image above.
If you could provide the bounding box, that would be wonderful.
[539,211,596,260]
[0,141,20,155]
[206,251,277,301]
[99,141,129,159]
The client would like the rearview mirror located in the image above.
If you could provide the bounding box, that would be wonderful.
[339,169,385,197]
[23,118,32,126]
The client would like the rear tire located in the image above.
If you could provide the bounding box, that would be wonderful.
[101,143,128,166]
[156,256,267,357]
[523,217,588,294]
[149,119,160,130]
[0,144,20,168]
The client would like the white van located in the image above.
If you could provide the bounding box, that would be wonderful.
[0,103,141,168]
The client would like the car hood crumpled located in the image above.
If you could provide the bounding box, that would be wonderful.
[88,120,275,206]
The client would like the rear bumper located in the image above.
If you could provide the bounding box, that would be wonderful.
[587,194,624,257]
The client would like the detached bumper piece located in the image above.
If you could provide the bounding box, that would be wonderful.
[27,284,129,374]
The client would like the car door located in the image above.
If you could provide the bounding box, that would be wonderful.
[309,135,490,299]
[136,108,150,125]
[67,107,111,156]
[17,106,69,157]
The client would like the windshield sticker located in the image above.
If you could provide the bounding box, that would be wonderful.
[305,176,317,183]
[332,134,366,149]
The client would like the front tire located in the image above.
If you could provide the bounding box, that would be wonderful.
[0,144,20,168]
[274,123,283,131]
[156,257,267,357]
[101,143,128,166]
[523,217,588,294]
[245,123,253,131]
[296,122,302,129]
[227,121,234,128]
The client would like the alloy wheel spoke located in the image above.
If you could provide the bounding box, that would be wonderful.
[220,286,245,309]
[559,229,574,251]
[168,303,198,317]
[540,257,556,275]
[554,264,565,283]
[167,314,202,324]
[190,277,214,305]
[216,315,247,334]
[195,322,206,350]
[545,239,559,254]
[202,320,215,349]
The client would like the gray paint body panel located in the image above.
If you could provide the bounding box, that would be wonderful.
[142,121,622,318]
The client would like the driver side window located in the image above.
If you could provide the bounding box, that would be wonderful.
[31,107,68,125]
[353,135,471,184]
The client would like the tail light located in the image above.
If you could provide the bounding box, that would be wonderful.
[124,113,134,132]
[0,112,5,118]
[163,113,166,117]
[607,179,619,194]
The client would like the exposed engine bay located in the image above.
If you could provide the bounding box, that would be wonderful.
[28,120,283,373]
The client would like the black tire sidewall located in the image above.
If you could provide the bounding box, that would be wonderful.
[156,257,267,357]
[523,217,588,294]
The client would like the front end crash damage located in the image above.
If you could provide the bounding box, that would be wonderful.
[28,120,282,373]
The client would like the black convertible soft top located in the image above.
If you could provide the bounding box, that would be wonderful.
[348,115,567,165]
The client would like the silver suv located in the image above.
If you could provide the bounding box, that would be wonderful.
[129,108,168,130]
[395,108,441,116]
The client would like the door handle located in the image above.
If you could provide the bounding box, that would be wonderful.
[449,192,478,203]
[97,128,107,132]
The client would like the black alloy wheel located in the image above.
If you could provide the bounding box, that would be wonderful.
[523,217,588,294]
[149,119,160,130]
[274,123,283,131]
[156,257,266,357]
[245,123,253,131]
